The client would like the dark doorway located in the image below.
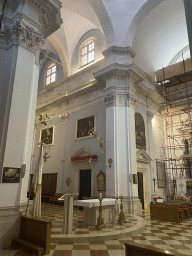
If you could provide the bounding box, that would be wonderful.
[137,172,144,210]
[79,169,91,200]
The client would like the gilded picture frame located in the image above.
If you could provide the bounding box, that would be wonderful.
[76,115,95,139]
[40,127,54,145]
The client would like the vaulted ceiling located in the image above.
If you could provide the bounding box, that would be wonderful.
[41,0,190,79]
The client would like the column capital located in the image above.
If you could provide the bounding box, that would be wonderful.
[104,86,137,108]
[0,20,44,51]
[147,110,154,122]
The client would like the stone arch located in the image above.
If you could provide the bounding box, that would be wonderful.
[87,0,116,48]
[126,0,165,47]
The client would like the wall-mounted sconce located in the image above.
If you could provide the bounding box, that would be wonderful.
[108,158,113,168]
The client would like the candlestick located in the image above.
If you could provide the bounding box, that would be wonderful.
[100,193,102,199]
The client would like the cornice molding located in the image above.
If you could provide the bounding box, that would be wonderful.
[102,46,136,58]
[93,63,144,83]
[27,0,63,38]
[36,79,105,111]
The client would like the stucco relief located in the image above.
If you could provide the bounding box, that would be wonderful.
[0,20,44,51]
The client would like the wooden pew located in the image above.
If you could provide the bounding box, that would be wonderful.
[125,241,187,256]
[150,203,181,222]
[12,216,51,256]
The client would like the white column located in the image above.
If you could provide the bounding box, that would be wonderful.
[94,47,142,215]
[0,0,62,247]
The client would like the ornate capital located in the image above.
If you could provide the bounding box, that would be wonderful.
[147,111,154,122]
[0,20,44,51]
[104,92,116,107]
[127,91,137,107]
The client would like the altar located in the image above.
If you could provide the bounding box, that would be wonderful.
[73,198,120,225]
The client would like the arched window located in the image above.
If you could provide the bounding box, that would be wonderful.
[46,63,56,85]
[80,39,95,67]
[135,113,146,150]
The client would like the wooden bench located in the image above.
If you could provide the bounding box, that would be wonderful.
[125,241,187,256]
[12,238,44,256]
[150,203,181,222]
[12,216,51,256]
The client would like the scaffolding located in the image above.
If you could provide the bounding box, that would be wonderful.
[156,58,192,198]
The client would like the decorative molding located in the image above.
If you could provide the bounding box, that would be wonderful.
[104,92,116,107]
[136,149,152,164]
[71,155,97,162]
[127,92,137,107]
[104,86,137,108]
[0,20,44,51]
[93,63,144,83]
[59,113,68,124]
[102,46,136,59]
[27,0,63,38]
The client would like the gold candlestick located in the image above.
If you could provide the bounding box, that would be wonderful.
[118,195,127,224]
[96,197,105,230]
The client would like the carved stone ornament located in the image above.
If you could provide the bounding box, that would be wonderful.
[104,92,116,107]
[0,20,44,51]
[147,110,154,122]
[127,92,137,107]
[97,170,106,191]
[59,113,68,124]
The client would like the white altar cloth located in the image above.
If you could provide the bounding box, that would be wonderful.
[73,198,120,225]
[73,198,120,208]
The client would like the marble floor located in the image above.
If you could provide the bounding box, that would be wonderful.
[2,204,192,255]
[47,209,192,256]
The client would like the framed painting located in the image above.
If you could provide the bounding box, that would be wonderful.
[97,170,106,191]
[76,115,95,139]
[135,113,146,150]
[2,167,21,183]
[156,161,167,188]
[40,127,54,145]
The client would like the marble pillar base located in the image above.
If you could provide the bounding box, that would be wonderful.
[123,197,142,215]
[0,206,22,248]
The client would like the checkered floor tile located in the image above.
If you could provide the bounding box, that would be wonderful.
[3,205,192,255]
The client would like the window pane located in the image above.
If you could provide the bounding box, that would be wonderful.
[51,73,56,83]
[47,68,51,76]
[46,76,50,85]
[89,42,94,51]
[88,51,94,62]
[81,55,87,66]
[52,65,56,73]
[82,46,87,55]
